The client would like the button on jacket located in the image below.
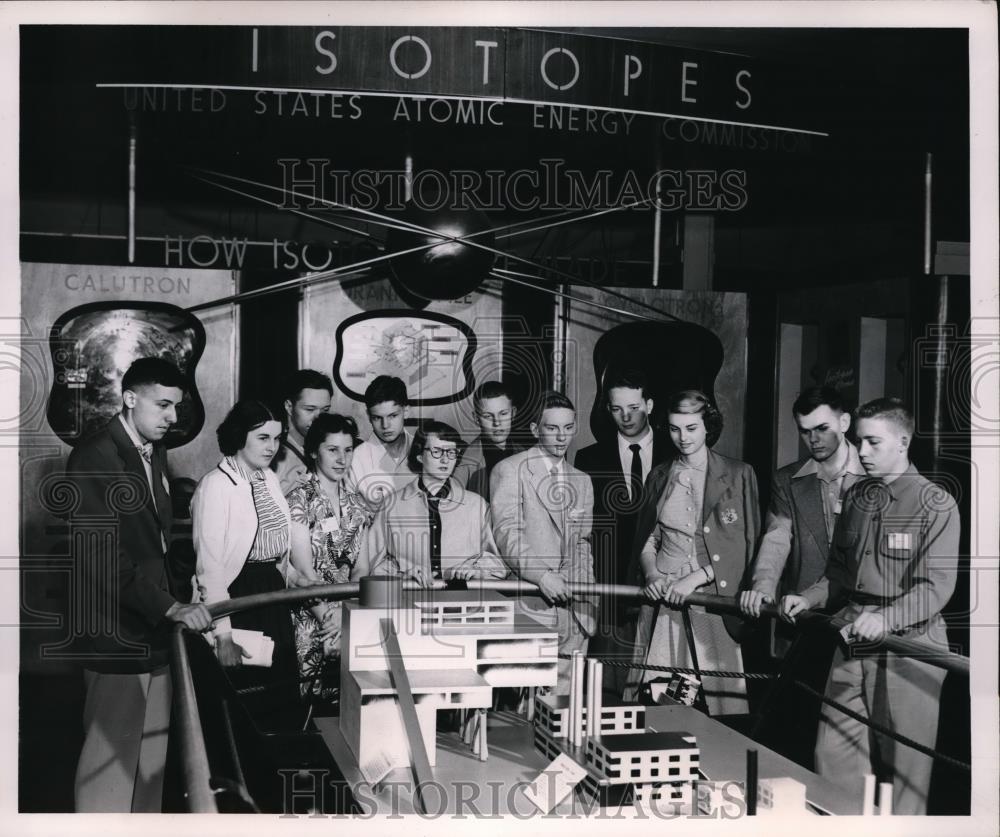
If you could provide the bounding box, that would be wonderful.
[630,448,761,640]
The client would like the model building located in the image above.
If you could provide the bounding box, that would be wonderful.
[339,582,558,771]
[532,652,701,812]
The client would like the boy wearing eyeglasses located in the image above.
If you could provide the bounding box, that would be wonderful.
[361,419,507,585]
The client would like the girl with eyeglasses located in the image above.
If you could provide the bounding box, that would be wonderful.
[361,419,508,586]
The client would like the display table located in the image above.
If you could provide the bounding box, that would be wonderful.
[644,705,861,814]
[315,702,860,816]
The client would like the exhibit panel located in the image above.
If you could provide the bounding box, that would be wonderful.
[302,275,504,439]
[562,287,747,459]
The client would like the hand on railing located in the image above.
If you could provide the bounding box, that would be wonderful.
[166,602,213,632]
[779,594,810,624]
[641,575,671,600]
[739,590,773,618]
[537,571,572,605]
[847,611,888,642]
[409,566,437,588]
[662,571,705,607]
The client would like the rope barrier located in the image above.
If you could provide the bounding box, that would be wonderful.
[557,653,971,773]
[559,653,777,680]
[790,678,971,773]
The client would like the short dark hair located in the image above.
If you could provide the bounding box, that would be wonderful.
[407,420,468,473]
[121,357,185,394]
[855,397,915,437]
[473,380,515,408]
[603,369,651,402]
[364,375,408,410]
[217,399,284,456]
[284,369,333,406]
[792,385,846,418]
[304,412,361,465]
[531,390,575,426]
[664,389,724,448]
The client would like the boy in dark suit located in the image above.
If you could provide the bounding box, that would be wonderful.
[575,370,671,686]
[67,357,211,811]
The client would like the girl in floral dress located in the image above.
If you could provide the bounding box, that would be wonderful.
[286,413,373,699]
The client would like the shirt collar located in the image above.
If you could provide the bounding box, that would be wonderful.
[366,429,413,458]
[880,462,920,499]
[793,440,865,480]
[418,475,451,500]
[674,454,707,472]
[535,449,565,476]
[227,455,264,482]
[618,427,652,455]
[118,413,147,451]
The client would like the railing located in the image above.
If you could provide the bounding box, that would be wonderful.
[203,579,970,676]
[173,579,970,812]
[170,624,218,813]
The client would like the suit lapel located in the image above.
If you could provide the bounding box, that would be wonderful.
[108,417,168,535]
[528,454,566,533]
[792,472,828,552]
[600,439,630,500]
[702,449,732,522]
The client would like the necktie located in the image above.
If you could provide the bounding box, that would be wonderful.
[136,442,153,464]
[422,479,449,579]
[629,443,643,504]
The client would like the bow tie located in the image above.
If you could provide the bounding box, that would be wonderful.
[136,443,153,464]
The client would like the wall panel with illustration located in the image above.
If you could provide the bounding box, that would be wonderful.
[562,287,749,462]
[302,276,504,441]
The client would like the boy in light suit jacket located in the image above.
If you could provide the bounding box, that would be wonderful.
[490,391,597,694]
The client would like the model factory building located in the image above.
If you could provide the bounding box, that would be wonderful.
[533,653,700,810]
[339,579,558,772]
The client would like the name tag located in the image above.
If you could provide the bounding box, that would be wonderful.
[884,531,914,562]
[834,499,843,515]
[886,532,911,551]
[320,515,341,534]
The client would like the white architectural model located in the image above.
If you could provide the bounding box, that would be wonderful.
[756,777,808,813]
[339,584,558,773]
[533,652,700,811]
[331,580,830,818]
[696,775,811,816]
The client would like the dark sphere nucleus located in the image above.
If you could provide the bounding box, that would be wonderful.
[386,204,496,302]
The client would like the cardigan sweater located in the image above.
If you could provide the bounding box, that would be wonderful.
[191,457,292,636]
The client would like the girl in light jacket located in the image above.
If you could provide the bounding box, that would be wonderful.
[363,420,508,585]
[625,390,760,715]
[192,399,300,730]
